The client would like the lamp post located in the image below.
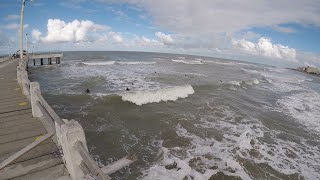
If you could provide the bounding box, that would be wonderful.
[20,0,26,60]
[25,33,28,58]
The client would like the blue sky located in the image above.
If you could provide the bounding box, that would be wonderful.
[0,0,319,67]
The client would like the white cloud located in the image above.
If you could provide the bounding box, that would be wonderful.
[3,23,19,30]
[97,0,320,35]
[272,25,296,33]
[5,14,19,21]
[232,37,297,60]
[32,29,42,42]
[155,32,173,45]
[35,19,110,43]
[108,31,124,43]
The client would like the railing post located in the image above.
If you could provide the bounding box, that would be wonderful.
[17,66,21,85]
[30,82,43,117]
[20,70,29,96]
[56,120,88,180]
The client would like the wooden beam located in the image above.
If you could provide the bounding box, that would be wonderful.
[0,132,54,170]
[101,154,137,175]
[75,141,111,180]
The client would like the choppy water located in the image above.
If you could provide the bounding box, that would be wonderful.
[28,51,320,180]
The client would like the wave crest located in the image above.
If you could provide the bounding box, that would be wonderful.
[121,85,195,105]
[81,61,156,66]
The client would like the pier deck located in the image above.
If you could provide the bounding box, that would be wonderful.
[0,59,68,179]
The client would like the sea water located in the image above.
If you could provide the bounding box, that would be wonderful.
[28,51,320,179]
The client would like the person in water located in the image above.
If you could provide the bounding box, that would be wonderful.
[126,87,130,91]
[85,88,90,93]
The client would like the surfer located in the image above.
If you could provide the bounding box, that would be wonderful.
[126,87,130,91]
[85,88,90,93]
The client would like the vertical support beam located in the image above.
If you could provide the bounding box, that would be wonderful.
[58,57,61,64]
[30,82,43,118]
[40,58,43,65]
[33,59,35,66]
[49,58,52,65]
[55,57,58,64]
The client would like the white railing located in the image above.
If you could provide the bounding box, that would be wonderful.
[0,58,136,180]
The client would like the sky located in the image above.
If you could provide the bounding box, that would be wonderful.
[0,0,320,67]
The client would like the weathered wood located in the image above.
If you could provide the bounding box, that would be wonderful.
[0,117,39,129]
[76,141,111,180]
[11,164,69,180]
[101,154,137,175]
[0,136,51,156]
[36,92,64,127]
[0,127,45,144]
[0,154,63,180]
[0,122,42,136]
[0,132,54,170]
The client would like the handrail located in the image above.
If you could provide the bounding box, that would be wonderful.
[35,90,65,127]
[75,141,111,180]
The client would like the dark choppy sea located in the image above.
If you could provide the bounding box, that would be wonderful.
[28,51,320,180]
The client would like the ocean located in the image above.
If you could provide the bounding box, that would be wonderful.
[28,51,320,180]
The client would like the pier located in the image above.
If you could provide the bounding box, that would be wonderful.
[0,56,136,179]
[29,53,63,66]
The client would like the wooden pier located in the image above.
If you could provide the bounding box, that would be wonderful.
[29,53,63,66]
[0,56,136,180]
[0,59,67,179]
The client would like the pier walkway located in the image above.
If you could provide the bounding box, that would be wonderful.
[0,59,68,179]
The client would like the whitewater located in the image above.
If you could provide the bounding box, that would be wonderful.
[28,51,320,180]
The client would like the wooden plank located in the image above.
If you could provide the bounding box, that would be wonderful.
[0,132,54,170]
[0,107,31,115]
[0,108,31,120]
[0,127,45,144]
[0,122,43,136]
[0,113,34,123]
[101,154,137,175]
[11,164,69,180]
[0,136,51,156]
[0,103,31,111]
[76,141,110,180]
[0,154,63,180]
[0,118,40,129]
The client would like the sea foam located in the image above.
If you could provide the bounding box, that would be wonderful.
[82,61,156,66]
[172,59,203,65]
[82,61,115,66]
[121,85,195,105]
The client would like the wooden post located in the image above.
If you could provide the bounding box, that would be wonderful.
[40,58,43,65]
[55,57,58,64]
[30,82,43,118]
[33,59,35,66]
[49,58,52,65]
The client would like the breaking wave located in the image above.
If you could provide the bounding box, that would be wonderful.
[81,61,156,66]
[172,59,203,65]
[121,85,195,105]
[82,61,115,66]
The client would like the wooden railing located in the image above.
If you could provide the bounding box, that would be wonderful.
[0,58,136,180]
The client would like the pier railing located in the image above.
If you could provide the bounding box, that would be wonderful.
[0,57,136,180]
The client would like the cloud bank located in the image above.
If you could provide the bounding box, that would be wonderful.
[33,19,110,43]
[232,37,297,61]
